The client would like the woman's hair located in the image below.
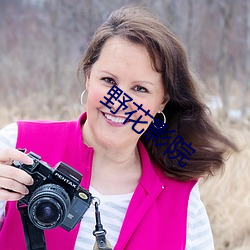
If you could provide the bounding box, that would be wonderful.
[77,6,238,181]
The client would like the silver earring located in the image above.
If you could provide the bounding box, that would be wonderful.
[80,90,87,106]
[152,111,166,129]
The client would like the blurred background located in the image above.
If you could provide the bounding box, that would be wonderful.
[0,0,249,249]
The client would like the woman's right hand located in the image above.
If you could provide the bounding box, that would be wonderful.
[0,148,34,201]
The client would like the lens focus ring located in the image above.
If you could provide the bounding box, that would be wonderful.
[28,183,71,230]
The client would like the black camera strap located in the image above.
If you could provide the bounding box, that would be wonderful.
[17,202,47,250]
[93,201,112,250]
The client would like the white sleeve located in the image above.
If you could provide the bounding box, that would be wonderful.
[186,183,215,250]
[0,123,18,149]
[0,123,18,229]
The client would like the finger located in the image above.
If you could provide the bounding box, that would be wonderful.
[0,148,33,165]
[0,164,33,186]
[0,188,25,201]
[0,177,29,195]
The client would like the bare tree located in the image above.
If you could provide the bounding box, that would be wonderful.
[185,0,193,55]
[241,1,250,120]
[166,0,178,27]
[51,0,60,87]
[217,0,234,119]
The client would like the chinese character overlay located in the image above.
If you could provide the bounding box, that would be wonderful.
[100,85,123,109]
[100,85,196,167]
[143,120,196,167]
[162,135,196,167]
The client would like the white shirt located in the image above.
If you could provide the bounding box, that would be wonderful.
[0,123,214,249]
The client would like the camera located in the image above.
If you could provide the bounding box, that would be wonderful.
[12,152,92,231]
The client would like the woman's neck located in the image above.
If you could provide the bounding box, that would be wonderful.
[82,122,140,167]
[82,125,142,195]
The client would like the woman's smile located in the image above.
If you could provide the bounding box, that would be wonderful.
[102,111,128,127]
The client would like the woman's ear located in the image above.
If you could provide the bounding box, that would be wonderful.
[85,77,89,90]
[159,94,170,111]
[85,72,91,90]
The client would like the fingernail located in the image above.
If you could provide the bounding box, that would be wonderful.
[27,158,33,164]
[29,178,34,185]
[23,188,29,195]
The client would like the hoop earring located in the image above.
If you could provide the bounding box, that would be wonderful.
[80,90,87,106]
[152,111,166,129]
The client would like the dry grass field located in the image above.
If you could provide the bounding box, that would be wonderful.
[200,126,250,250]
[0,94,249,250]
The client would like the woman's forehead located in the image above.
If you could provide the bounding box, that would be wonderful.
[97,37,161,72]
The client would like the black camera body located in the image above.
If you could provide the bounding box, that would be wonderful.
[13,152,92,231]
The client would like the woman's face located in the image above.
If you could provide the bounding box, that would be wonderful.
[84,37,167,149]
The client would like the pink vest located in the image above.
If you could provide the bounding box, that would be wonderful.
[0,113,197,250]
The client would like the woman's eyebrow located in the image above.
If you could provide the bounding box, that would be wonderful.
[133,80,154,86]
[100,70,118,79]
[100,71,155,85]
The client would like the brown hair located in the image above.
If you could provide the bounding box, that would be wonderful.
[77,6,237,181]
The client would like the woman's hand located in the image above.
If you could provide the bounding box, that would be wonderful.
[0,148,34,201]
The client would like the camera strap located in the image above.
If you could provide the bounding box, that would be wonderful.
[92,200,112,250]
[17,202,47,250]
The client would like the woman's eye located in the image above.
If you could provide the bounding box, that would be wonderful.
[134,85,148,93]
[102,77,116,85]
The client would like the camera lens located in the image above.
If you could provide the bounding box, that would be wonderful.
[35,200,60,224]
[28,184,70,230]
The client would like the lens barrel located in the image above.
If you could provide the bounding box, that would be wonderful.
[28,184,70,230]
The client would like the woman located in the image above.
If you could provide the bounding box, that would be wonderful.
[0,6,236,250]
